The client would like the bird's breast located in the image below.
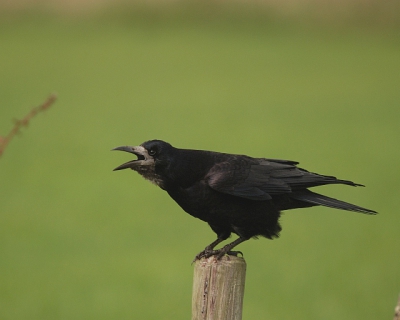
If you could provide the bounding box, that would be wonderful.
[165,181,230,221]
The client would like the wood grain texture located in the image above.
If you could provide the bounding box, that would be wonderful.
[192,256,246,320]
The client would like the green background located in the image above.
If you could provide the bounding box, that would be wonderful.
[0,5,399,319]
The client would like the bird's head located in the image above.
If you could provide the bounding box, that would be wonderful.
[112,140,173,172]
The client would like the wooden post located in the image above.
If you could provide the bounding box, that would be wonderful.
[394,294,400,320]
[192,256,246,320]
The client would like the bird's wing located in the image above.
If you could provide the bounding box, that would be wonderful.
[204,158,297,201]
[205,157,358,201]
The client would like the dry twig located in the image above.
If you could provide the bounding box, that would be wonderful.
[0,94,57,157]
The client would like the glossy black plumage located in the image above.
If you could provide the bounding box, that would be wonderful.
[113,140,376,260]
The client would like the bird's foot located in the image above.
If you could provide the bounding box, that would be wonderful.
[225,250,243,258]
[192,248,218,264]
[192,248,243,263]
[215,250,243,260]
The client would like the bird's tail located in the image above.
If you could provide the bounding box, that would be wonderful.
[290,190,377,214]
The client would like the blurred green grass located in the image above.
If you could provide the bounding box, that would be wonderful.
[0,7,399,320]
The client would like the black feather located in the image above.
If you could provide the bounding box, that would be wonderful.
[290,190,377,214]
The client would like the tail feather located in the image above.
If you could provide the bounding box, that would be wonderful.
[290,190,377,214]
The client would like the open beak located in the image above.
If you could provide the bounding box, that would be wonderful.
[112,145,149,171]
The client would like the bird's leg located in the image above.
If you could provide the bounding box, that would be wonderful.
[193,237,248,262]
[203,238,225,252]
[215,237,248,260]
[192,238,225,263]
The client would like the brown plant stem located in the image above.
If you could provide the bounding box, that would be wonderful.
[0,94,57,157]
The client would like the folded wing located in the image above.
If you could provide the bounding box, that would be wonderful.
[205,157,363,201]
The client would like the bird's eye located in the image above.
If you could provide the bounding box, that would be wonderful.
[148,149,157,156]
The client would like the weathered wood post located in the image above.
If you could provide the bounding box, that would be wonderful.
[192,256,247,320]
[394,294,400,320]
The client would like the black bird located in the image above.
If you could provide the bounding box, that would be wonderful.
[113,140,376,261]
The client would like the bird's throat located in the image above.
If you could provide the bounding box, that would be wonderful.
[133,165,164,188]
